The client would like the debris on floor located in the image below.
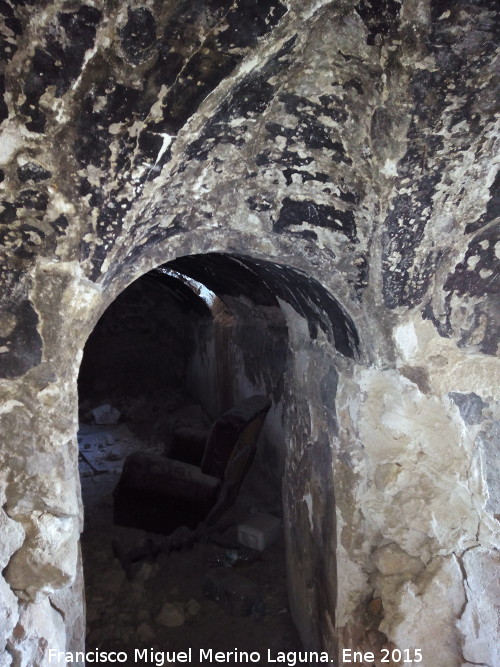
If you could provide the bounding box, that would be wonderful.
[237,512,282,551]
[85,403,122,425]
[203,567,265,617]
[79,394,302,664]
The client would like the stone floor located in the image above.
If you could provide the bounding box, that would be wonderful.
[78,402,302,666]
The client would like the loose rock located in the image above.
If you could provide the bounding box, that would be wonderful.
[88,405,121,425]
[156,602,185,628]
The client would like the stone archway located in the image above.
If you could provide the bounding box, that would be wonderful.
[4,225,498,667]
[76,247,363,658]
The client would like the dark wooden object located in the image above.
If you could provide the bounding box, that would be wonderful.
[113,395,271,535]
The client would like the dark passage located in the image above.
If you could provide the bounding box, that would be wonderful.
[77,254,302,663]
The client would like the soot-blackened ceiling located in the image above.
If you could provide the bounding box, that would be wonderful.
[0,0,498,382]
[146,269,212,318]
[167,253,360,357]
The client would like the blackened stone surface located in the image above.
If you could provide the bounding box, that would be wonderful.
[444,222,500,354]
[149,0,287,132]
[445,228,500,299]
[146,0,287,135]
[64,0,292,279]
[284,429,337,651]
[382,118,443,309]
[0,1,21,63]
[381,0,498,323]
[50,214,69,238]
[449,392,488,425]
[15,190,49,211]
[156,45,240,136]
[217,0,287,49]
[20,6,101,132]
[120,7,157,64]
[168,253,359,357]
[17,163,52,183]
[170,254,280,308]
[0,73,8,121]
[0,298,42,378]
[274,197,357,242]
[267,93,349,155]
[355,0,402,45]
[465,169,500,235]
[1,0,496,356]
[0,200,16,224]
[75,84,143,169]
[150,270,212,318]
[184,35,297,162]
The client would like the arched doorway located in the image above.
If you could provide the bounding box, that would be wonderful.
[77,251,360,660]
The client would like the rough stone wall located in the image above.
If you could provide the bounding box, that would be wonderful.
[0,0,498,665]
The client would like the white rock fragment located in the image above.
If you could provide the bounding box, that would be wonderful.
[4,513,79,602]
[457,547,500,667]
[88,404,121,425]
[0,507,24,569]
[0,122,24,165]
[380,556,466,667]
[7,597,66,665]
[0,576,19,660]
[373,543,424,577]
[393,321,418,361]
[134,561,159,582]
[156,602,185,628]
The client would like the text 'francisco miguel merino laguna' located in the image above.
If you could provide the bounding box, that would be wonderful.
[48,648,334,665]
